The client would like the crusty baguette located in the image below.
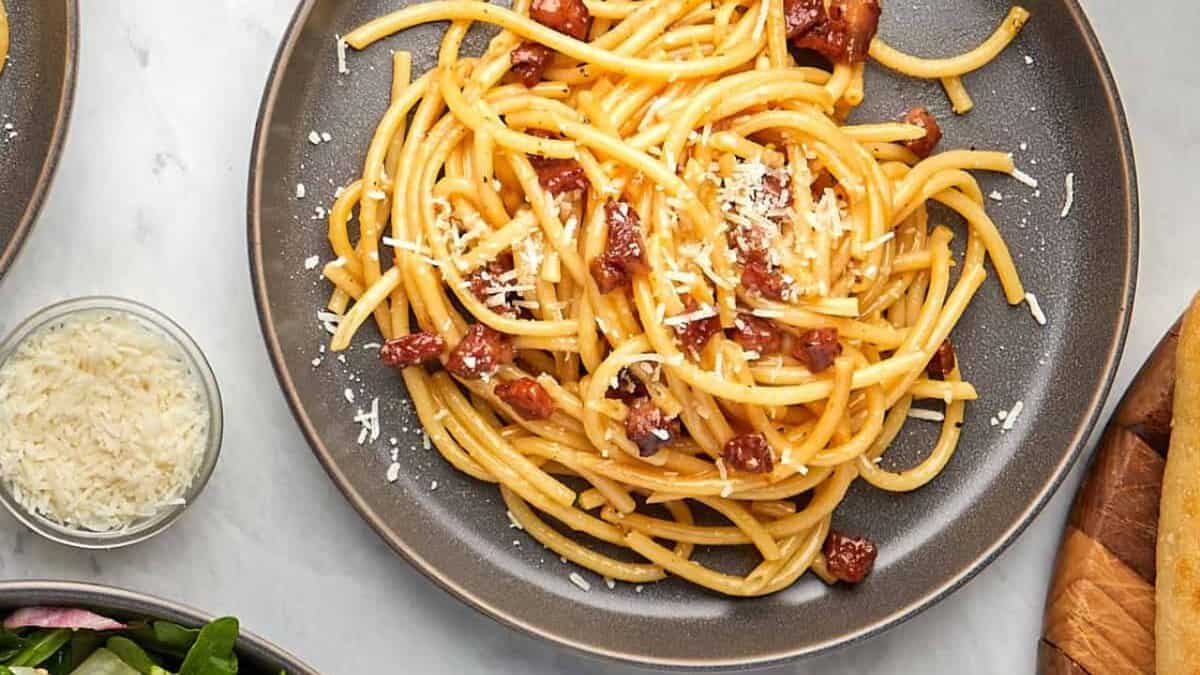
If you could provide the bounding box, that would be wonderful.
[1158,293,1200,673]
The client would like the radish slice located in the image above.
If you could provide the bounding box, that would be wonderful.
[3,606,126,631]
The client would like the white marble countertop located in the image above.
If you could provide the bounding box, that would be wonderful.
[0,1,1191,672]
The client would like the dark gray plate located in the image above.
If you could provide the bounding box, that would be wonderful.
[0,580,318,674]
[249,0,1136,668]
[0,1,75,279]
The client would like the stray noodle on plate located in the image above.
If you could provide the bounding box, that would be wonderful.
[320,0,1031,595]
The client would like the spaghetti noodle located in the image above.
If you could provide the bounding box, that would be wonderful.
[0,0,9,79]
[320,0,1032,596]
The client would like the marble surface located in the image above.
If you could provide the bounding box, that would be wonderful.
[0,1,1192,672]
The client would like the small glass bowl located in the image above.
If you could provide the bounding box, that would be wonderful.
[0,296,223,549]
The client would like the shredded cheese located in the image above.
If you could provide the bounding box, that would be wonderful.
[0,311,210,532]
[907,408,946,422]
[1010,167,1038,189]
[335,35,349,74]
[1002,401,1024,431]
[1024,292,1047,326]
[664,304,717,327]
[1060,172,1075,219]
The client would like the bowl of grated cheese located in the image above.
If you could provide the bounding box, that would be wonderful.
[0,296,222,548]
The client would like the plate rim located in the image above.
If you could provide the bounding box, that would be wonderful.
[246,0,1139,668]
[0,0,78,280]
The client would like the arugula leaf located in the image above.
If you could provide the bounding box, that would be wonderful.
[177,619,237,675]
[0,629,26,663]
[105,638,159,675]
[120,623,197,660]
[68,648,141,675]
[43,644,73,675]
[69,632,103,670]
[0,630,24,650]
[7,629,70,667]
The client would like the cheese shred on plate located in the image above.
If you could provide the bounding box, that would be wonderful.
[0,311,209,532]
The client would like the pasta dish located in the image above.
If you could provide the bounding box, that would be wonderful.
[321,0,1031,595]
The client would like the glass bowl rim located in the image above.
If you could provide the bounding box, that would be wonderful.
[0,295,224,549]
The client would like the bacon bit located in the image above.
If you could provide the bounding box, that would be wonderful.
[605,367,648,401]
[446,324,515,379]
[510,42,554,87]
[729,313,783,355]
[823,530,878,583]
[530,0,592,40]
[590,200,648,293]
[466,255,512,302]
[525,129,589,195]
[740,259,788,301]
[673,298,722,356]
[793,327,842,373]
[722,433,775,473]
[380,332,446,369]
[529,155,589,195]
[790,0,881,64]
[495,377,555,420]
[729,225,770,264]
[589,257,625,294]
[783,0,825,39]
[466,255,522,317]
[925,339,956,380]
[810,170,837,198]
[624,397,679,457]
[902,107,942,159]
[762,167,793,214]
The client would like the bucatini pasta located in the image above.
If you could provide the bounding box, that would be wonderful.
[0,0,9,78]
[321,0,1032,596]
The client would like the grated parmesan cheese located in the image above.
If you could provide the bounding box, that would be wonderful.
[569,572,591,591]
[507,510,524,530]
[1010,167,1038,189]
[1002,401,1024,431]
[664,304,717,327]
[335,35,349,74]
[907,408,946,422]
[1025,292,1047,326]
[1060,173,1075,219]
[0,311,209,532]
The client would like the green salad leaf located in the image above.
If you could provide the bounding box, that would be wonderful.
[68,633,103,671]
[69,648,140,675]
[104,638,158,675]
[120,623,198,660]
[8,629,71,667]
[177,618,237,675]
[0,611,286,675]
